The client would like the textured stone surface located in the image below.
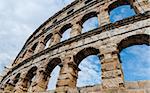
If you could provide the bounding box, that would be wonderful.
[0,0,150,92]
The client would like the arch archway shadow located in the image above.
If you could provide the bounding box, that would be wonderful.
[74,47,101,87]
[118,34,150,82]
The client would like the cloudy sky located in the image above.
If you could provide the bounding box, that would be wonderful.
[0,0,150,91]
[0,0,74,73]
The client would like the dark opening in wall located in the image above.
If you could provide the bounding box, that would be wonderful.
[85,0,93,4]
[24,66,37,92]
[13,73,21,84]
[67,9,74,15]
[53,19,57,24]
[31,43,38,51]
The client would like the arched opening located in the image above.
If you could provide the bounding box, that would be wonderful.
[23,66,37,92]
[45,58,61,90]
[47,66,60,90]
[74,47,101,87]
[108,0,136,22]
[13,73,21,86]
[80,12,99,33]
[60,23,72,42]
[118,34,150,81]
[30,42,38,54]
[44,34,53,49]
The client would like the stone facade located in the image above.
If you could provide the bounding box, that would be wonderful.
[0,0,150,93]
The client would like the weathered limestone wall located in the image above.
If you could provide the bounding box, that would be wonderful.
[78,80,150,93]
[12,0,150,67]
[0,13,149,92]
[1,80,149,93]
[0,0,150,92]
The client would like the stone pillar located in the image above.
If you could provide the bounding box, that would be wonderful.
[31,68,50,92]
[22,49,33,60]
[14,72,28,93]
[100,44,124,89]
[70,23,82,37]
[55,56,79,93]
[133,0,150,14]
[51,32,61,46]
[38,41,45,51]
[34,37,45,53]
[98,3,110,26]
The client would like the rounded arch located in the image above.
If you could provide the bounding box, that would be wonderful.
[118,34,150,52]
[30,42,38,52]
[26,66,37,78]
[59,23,72,41]
[118,34,150,81]
[108,0,131,14]
[44,33,53,45]
[43,58,61,90]
[44,33,53,48]
[13,73,21,85]
[45,58,61,75]
[23,66,37,91]
[108,0,136,22]
[59,23,72,35]
[74,47,100,66]
[80,11,98,25]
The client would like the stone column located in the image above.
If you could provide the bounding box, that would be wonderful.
[70,23,82,37]
[14,72,28,93]
[31,68,50,92]
[51,32,61,46]
[22,49,33,61]
[55,56,79,93]
[100,44,124,89]
[38,41,45,51]
[98,3,110,26]
[34,37,45,53]
[133,0,150,14]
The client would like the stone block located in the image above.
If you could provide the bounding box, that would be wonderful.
[101,62,118,71]
[102,70,122,79]
[126,81,139,89]
[102,77,124,88]
[138,81,150,88]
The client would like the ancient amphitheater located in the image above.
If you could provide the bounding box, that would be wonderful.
[0,0,150,93]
